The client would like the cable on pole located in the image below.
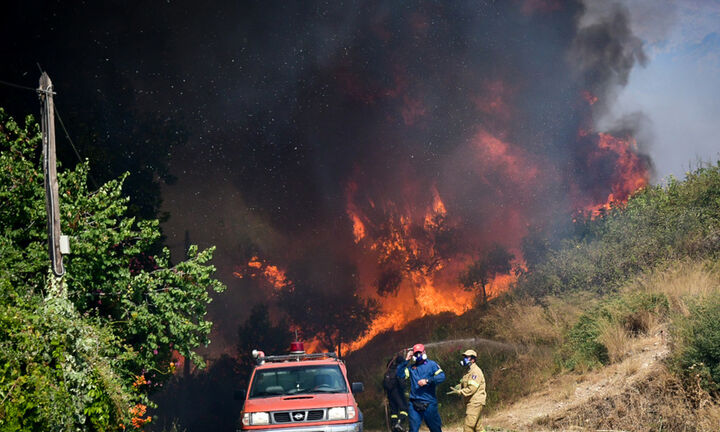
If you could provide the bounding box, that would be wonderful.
[0,78,39,93]
[55,106,99,188]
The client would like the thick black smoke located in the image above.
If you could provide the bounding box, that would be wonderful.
[160,0,652,353]
[1,0,651,365]
[0,0,656,430]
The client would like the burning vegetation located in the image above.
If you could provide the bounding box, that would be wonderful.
[217,0,652,355]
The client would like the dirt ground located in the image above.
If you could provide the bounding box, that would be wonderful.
[389,332,669,432]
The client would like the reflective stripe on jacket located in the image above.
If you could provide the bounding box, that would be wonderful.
[459,363,486,406]
[396,359,445,403]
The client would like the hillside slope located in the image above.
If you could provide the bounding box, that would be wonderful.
[356,164,720,431]
[481,332,669,430]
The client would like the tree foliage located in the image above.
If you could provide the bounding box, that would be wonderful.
[517,164,720,297]
[0,109,225,430]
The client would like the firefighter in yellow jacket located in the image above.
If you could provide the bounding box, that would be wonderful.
[447,349,486,432]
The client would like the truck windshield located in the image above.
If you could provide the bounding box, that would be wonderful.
[249,365,348,398]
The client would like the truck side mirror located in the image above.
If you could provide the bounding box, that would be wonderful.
[234,389,247,400]
[351,382,364,394]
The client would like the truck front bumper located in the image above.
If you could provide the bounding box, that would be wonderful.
[239,423,362,432]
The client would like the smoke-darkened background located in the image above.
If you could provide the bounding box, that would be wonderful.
[0,0,653,352]
[6,0,720,430]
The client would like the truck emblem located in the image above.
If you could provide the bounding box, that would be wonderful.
[293,413,304,420]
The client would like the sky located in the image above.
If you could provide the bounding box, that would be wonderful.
[599,0,720,180]
[1,0,720,356]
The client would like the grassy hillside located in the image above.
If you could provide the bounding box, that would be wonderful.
[348,162,720,431]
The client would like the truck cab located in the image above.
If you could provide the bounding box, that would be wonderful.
[237,343,364,432]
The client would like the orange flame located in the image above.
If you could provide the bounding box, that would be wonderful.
[582,90,598,106]
[235,257,289,290]
[263,265,288,290]
[582,132,649,217]
[347,181,368,243]
[343,185,522,353]
[349,211,367,243]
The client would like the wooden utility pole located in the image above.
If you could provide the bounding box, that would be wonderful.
[39,72,65,277]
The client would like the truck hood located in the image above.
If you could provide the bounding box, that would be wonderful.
[244,393,353,412]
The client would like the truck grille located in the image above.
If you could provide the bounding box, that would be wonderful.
[272,410,325,424]
[307,410,324,421]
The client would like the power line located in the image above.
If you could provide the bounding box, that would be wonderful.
[55,106,99,188]
[1,76,99,188]
[0,78,38,92]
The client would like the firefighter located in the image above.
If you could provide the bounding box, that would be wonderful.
[383,355,408,432]
[447,349,486,432]
[396,343,445,432]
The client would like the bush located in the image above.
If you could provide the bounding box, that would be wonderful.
[673,294,720,393]
[562,291,668,370]
[0,295,138,430]
[518,163,720,298]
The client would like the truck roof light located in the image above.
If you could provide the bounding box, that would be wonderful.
[290,341,305,354]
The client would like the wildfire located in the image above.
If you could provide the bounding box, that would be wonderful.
[349,211,367,243]
[424,186,447,229]
[582,90,599,105]
[472,129,540,187]
[234,256,289,290]
[582,132,649,217]
[236,184,522,354]
[230,77,650,357]
[347,181,368,243]
[342,184,522,353]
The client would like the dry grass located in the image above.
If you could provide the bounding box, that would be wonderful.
[619,352,642,376]
[555,375,579,401]
[485,295,586,347]
[535,261,720,430]
[596,318,630,363]
[541,364,720,432]
[633,260,720,316]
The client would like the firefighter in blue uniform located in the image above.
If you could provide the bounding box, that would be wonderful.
[384,355,409,432]
[396,343,445,432]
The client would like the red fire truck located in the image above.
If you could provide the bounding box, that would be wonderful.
[236,342,364,432]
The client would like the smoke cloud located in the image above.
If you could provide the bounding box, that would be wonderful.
[155,0,653,353]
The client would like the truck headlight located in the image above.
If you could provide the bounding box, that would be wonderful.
[328,407,347,420]
[328,406,356,420]
[243,412,270,425]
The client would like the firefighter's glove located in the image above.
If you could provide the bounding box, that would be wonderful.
[446,384,461,395]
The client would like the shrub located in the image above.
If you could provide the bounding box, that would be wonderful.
[518,163,720,298]
[0,295,137,430]
[673,294,720,393]
[562,291,668,370]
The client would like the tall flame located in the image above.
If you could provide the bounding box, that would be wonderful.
[233,70,650,354]
[581,132,649,217]
[343,185,522,352]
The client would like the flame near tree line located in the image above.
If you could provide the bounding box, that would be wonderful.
[233,91,649,353]
[225,0,652,354]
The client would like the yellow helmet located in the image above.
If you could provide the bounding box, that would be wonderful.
[463,349,477,357]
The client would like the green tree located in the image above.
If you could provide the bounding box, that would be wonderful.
[460,244,515,304]
[0,109,225,430]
